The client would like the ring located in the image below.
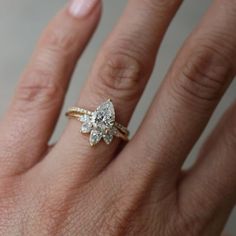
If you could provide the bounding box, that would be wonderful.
[66,99,130,146]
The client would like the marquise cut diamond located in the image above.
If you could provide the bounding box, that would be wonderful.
[103,132,113,145]
[91,100,115,130]
[90,130,103,146]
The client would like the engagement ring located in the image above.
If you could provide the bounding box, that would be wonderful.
[66,99,129,146]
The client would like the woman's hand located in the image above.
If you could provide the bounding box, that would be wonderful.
[0,0,236,235]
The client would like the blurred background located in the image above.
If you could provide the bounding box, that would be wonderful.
[0,0,235,234]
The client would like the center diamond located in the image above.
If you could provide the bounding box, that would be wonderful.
[91,100,115,131]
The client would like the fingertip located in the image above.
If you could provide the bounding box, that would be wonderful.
[67,0,102,19]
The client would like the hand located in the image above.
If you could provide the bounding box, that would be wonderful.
[0,0,236,235]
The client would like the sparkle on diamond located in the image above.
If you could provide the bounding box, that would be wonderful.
[79,100,116,146]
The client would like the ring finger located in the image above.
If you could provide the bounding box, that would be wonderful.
[44,0,183,182]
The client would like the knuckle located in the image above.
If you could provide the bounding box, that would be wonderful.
[92,50,144,102]
[16,68,63,111]
[94,181,138,235]
[171,220,201,236]
[0,181,29,235]
[144,0,180,11]
[167,208,204,236]
[96,200,127,234]
[28,185,77,235]
[42,27,78,56]
[96,211,125,236]
[171,44,235,111]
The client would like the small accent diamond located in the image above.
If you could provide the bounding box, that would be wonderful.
[90,130,103,146]
[91,100,115,130]
[79,114,90,123]
[81,122,92,133]
[103,132,113,145]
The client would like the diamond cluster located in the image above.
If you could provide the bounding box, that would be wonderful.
[79,100,118,146]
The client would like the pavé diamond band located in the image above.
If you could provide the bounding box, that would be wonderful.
[66,99,130,146]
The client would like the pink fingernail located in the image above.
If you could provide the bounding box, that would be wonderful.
[69,0,99,18]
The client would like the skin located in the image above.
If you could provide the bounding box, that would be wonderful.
[0,0,236,235]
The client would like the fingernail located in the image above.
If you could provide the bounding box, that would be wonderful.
[69,0,99,18]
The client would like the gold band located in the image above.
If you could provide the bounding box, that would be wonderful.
[66,111,129,142]
[66,107,129,136]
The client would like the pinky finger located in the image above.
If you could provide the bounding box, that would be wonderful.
[180,100,236,230]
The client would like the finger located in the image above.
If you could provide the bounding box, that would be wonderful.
[109,0,236,198]
[44,0,183,182]
[0,0,101,176]
[180,100,236,222]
